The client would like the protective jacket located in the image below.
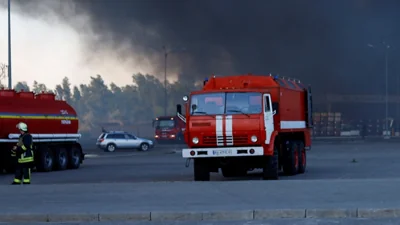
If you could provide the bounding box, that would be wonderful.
[15,133,34,164]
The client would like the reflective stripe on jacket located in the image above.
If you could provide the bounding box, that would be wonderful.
[16,133,34,164]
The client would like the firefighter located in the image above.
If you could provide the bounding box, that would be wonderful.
[11,122,34,185]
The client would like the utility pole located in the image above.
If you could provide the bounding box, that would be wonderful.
[397,72,399,135]
[163,46,167,116]
[368,42,391,139]
[162,46,186,116]
[8,0,12,89]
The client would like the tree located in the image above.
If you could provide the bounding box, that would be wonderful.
[32,81,48,93]
[11,73,200,138]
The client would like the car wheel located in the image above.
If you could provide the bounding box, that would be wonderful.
[140,143,149,151]
[106,144,116,152]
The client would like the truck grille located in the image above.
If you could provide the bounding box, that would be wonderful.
[202,135,248,145]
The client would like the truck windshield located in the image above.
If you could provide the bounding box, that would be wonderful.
[155,120,175,128]
[190,92,262,115]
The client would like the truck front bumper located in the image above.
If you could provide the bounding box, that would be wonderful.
[182,146,264,158]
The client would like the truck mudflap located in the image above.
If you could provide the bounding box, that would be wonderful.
[182,146,264,158]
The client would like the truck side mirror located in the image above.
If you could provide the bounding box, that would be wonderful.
[177,104,182,114]
[152,120,155,127]
[272,102,279,114]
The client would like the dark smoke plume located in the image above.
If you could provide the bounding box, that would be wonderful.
[4,0,400,95]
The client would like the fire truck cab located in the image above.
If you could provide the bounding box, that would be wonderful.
[177,74,313,181]
[152,116,185,144]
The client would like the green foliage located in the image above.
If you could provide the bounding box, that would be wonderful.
[14,73,201,138]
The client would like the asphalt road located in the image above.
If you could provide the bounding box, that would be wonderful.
[1,141,400,184]
[6,218,400,225]
[2,141,400,223]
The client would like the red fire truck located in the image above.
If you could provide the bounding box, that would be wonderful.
[177,74,313,181]
[153,116,185,144]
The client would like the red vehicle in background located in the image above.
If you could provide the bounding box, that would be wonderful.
[153,116,185,144]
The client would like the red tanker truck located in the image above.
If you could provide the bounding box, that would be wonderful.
[0,89,84,173]
[177,74,313,181]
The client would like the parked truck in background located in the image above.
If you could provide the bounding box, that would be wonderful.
[177,74,313,181]
[0,89,84,174]
[152,116,185,144]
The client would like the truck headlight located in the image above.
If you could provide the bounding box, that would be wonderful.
[251,135,257,143]
[192,137,199,144]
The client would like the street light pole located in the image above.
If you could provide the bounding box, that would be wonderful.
[162,46,186,116]
[163,46,168,116]
[8,0,12,89]
[368,42,391,138]
[385,45,389,138]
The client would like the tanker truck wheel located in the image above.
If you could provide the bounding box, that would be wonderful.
[68,146,81,169]
[54,147,68,171]
[262,144,279,180]
[36,145,54,172]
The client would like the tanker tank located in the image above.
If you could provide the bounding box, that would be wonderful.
[0,89,84,174]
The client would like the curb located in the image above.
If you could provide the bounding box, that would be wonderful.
[2,208,400,222]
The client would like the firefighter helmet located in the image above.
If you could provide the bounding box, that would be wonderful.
[16,122,28,132]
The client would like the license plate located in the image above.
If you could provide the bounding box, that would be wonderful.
[212,149,232,156]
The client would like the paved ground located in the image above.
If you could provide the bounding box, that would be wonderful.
[5,218,400,225]
[1,141,400,223]
[1,141,400,184]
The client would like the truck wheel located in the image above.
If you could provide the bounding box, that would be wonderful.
[54,147,68,171]
[68,146,81,169]
[262,145,279,180]
[297,141,306,174]
[139,143,149,151]
[36,146,54,172]
[194,159,210,181]
[283,141,299,175]
[105,144,116,152]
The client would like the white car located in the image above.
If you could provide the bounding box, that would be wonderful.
[96,131,154,152]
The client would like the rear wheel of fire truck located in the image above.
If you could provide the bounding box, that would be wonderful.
[262,145,279,180]
[36,145,54,172]
[297,141,306,174]
[283,141,299,175]
[193,159,210,181]
[68,145,81,169]
[54,147,69,171]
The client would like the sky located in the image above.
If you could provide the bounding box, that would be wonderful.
[0,0,182,89]
[0,0,400,95]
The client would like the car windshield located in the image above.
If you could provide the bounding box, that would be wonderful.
[190,92,262,115]
[155,120,175,128]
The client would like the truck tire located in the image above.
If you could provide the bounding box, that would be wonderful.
[262,145,279,180]
[297,141,306,174]
[194,159,210,181]
[221,166,247,178]
[54,147,68,171]
[36,145,54,172]
[283,141,299,175]
[68,146,81,169]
